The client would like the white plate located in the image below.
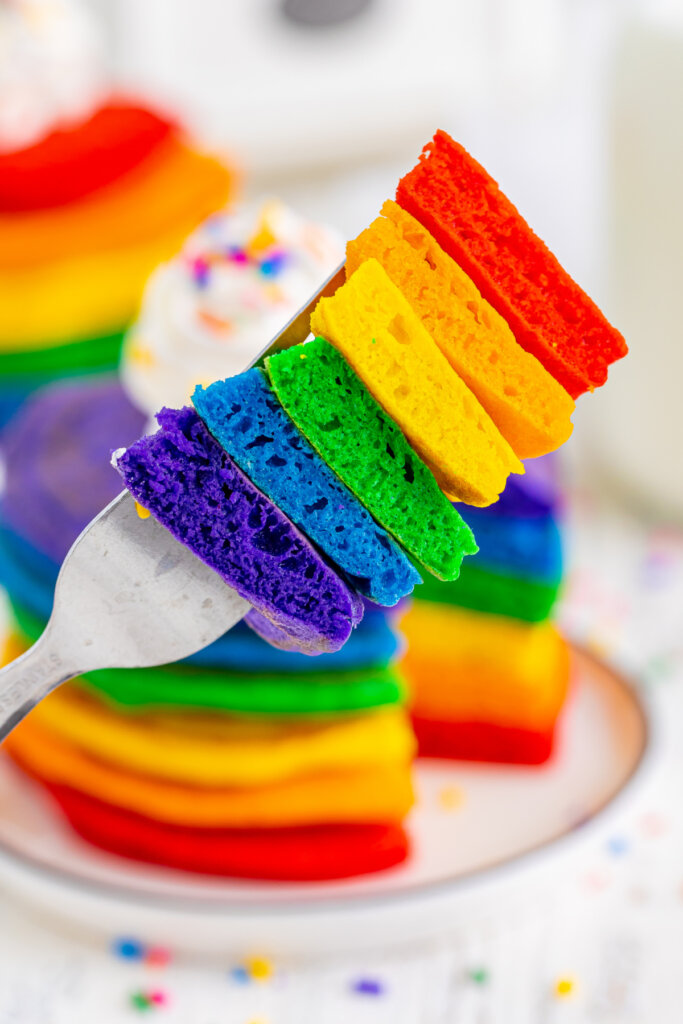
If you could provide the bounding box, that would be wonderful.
[0,647,652,957]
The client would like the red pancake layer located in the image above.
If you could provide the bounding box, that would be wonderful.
[397,130,627,399]
[46,783,410,881]
[0,100,174,211]
[412,716,557,766]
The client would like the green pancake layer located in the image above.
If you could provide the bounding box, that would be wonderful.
[415,561,561,622]
[266,337,477,580]
[0,330,124,377]
[78,663,407,716]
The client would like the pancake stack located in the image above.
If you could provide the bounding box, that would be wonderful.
[401,460,570,764]
[0,99,233,428]
[3,130,627,881]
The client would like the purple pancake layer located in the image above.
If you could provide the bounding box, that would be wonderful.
[115,407,364,653]
[2,378,146,562]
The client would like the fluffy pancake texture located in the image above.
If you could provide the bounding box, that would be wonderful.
[347,200,574,459]
[194,367,420,606]
[396,130,627,399]
[266,337,477,579]
[114,406,363,653]
[311,257,522,505]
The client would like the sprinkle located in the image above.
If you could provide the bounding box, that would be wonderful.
[228,246,248,264]
[260,252,288,277]
[264,283,286,304]
[145,947,171,968]
[439,785,464,811]
[246,956,273,981]
[149,991,169,1007]
[229,965,250,985]
[135,502,151,520]
[248,225,277,256]
[129,991,152,1011]
[639,812,668,837]
[583,869,610,892]
[191,256,211,288]
[467,967,489,985]
[299,353,306,359]
[197,308,233,333]
[607,835,629,857]
[351,977,384,996]
[128,341,156,368]
[554,976,576,999]
[113,937,145,960]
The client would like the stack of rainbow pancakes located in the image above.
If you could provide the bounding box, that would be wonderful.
[402,457,568,764]
[5,131,627,881]
[0,68,231,426]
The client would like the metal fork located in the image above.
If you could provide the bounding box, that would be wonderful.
[0,263,345,740]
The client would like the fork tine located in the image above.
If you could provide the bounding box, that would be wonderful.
[247,262,345,370]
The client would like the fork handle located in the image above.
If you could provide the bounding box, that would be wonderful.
[0,630,77,742]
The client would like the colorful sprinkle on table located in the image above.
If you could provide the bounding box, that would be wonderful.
[129,992,151,1012]
[113,938,145,961]
[246,956,273,981]
[129,989,169,1012]
[554,976,576,999]
[639,812,668,838]
[351,977,385,996]
[607,835,630,857]
[229,965,251,985]
[144,947,172,968]
[467,967,489,985]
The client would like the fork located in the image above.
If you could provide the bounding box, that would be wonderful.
[0,263,345,740]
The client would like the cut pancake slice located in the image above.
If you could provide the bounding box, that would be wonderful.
[347,201,575,459]
[310,258,522,506]
[397,130,627,399]
[114,406,363,654]
[193,367,421,606]
[266,337,477,579]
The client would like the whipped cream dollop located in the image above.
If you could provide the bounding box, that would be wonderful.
[120,200,344,416]
[0,0,104,152]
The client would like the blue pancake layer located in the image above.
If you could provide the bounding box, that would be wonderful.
[194,368,421,607]
[0,527,55,621]
[463,509,563,586]
[0,386,32,433]
[0,526,400,673]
